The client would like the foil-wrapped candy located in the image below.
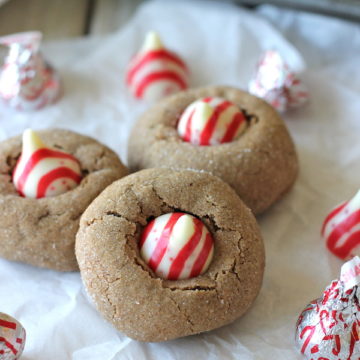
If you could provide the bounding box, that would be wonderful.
[0,312,26,359]
[249,50,308,113]
[0,31,61,110]
[295,256,360,359]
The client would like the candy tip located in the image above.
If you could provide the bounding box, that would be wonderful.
[142,31,163,52]
[349,189,360,206]
[22,128,44,152]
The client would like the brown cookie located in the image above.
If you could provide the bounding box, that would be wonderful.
[0,129,128,271]
[76,168,265,342]
[128,86,298,214]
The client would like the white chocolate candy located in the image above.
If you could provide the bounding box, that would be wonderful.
[0,312,26,360]
[13,129,82,198]
[126,31,189,102]
[177,97,247,146]
[139,212,214,280]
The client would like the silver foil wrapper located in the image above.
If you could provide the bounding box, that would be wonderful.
[0,312,26,359]
[296,279,360,359]
[249,50,309,113]
[0,31,61,111]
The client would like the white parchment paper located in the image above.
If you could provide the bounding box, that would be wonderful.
[0,1,359,359]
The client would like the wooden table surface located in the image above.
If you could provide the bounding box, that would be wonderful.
[0,0,358,41]
[0,0,144,40]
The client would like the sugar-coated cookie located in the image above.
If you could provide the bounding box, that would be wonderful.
[128,86,298,215]
[76,168,265,341]
[0,129,128,271]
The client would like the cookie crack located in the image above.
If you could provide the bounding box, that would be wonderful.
[166,293,195,333]
[133,256,157,279]
[127,186,147,221]
[230,259,242,284]
[150,185,173,212]
[203,214,222,232]
[95,150,106,167]
[101,278,117,321]
[85,211,135,228]
[241,108,258,125]
[167,285,216,292]
[36,209,50,223]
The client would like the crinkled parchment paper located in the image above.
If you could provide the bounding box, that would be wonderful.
[0,1,359,359]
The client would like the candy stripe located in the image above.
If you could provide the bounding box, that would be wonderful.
[300,326,316,354]
[328,229,360,260]
[0,319,16,330]
[326,210,360,259]
[130,60,186,94]
[126,34,189,102]
[148,213,183,271]
[167,217,203,280]
[126,49,187,85]
[15,148,78,193]
[349,321,359,358]
[135,71,187,98]
[321,202,347,236]
[199,101,232,145]
[178,97,246,146]
[183,109,195,143]
[190,233,214,278]
[36,167,82,198]
[221,112,246,143]
[139,218,155,248]
[140,213,214,280]
[0,337,17,355]
[333,334,341,355]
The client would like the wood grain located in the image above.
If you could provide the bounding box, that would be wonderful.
[0,0,90,40]
[0,0,359,42]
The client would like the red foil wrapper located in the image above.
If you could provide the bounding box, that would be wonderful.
[0,312,26,359]
[295,256,360,359]
[0,31,61,111]
[249,50,308,113]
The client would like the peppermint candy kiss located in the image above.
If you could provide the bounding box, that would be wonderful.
[295,257,360,359]
[322,190,360,260]
[0,31,61,111]
[0,312,26,360]
[249,50,308,112]
[126,31,189,102]
[13,129,82,198]
[139,213,214,280]
[177,97,247,146]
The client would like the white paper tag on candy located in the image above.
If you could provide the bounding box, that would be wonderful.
[340,256,360,291]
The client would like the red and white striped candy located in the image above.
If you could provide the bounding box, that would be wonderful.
[177,97,247,146]
[139,212,214,280]
[321,190,360,260]
[13,129,82,199]
[0,312,26,360]
[126,31,189,102]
